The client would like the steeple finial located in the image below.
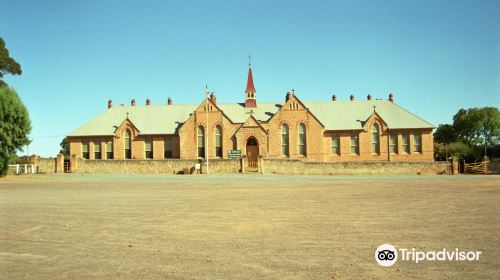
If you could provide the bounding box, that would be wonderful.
[248,53,252,66]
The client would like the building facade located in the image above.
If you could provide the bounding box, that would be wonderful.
[68,64,434,165]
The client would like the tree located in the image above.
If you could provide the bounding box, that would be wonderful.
[452,107,500,156]
[0,37,22,88]
[0,87,31,175]
[60,137,69,157]
[434,107,500,161]
[433,124,456,144]
[446,142,476,162]
[474,107,500,157]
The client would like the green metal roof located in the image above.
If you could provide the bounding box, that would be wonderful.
[69,104,197,136]
[304,100,434,130]
[68,99,433,137]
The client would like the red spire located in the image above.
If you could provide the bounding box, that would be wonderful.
[245,64,256,93]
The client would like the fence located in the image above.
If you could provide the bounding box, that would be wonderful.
[463,161,488,174]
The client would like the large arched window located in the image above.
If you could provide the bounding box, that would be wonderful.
[298,123,306,156]
[124,130,132,159]
[371,123,380,154]
[197,126,205,158]
[281,124,289,157]
[215,125,222,158]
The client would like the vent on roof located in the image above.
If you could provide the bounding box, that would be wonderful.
[168,97,172,105]
[367,94,372,100]
[286,91,292,102]
[332,94,337,101]
[131,99,136,106]
[389,93,394,103]
[146,99,151,106]
[350,95,355,101]
[108,99,113,109]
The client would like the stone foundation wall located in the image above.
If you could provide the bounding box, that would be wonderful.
[74,159,241,174]
[26,156,451,175]
[262,159,450,175]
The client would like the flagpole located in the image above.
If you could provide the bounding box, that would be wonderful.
[205,85,209,174]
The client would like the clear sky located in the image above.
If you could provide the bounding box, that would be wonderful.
[1,0,499,157]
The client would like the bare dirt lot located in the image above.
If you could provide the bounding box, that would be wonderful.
[0,174,499,279]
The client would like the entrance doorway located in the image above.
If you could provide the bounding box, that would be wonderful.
[246,137,259,172]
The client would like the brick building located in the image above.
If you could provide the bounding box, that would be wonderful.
[68,64,434,169]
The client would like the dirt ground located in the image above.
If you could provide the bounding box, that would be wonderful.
[0,174,499,279]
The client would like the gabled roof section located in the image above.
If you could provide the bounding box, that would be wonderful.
[68,104,197,137]
[304,100,434,130]
[115,117,140,135]
[217,103,281,123]
[362,111,388,132]
[234,115,268,136]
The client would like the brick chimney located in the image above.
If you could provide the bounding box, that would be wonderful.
[131,99,136,106]
[108,99,113,109]
[332,94,337,101]
[286,91,292,102]
[367,94,372,100]
[167,97,172,105]
[350,94,355,101]
[210,92,216,105]
[389,93,394,103]
[146,99,151,106]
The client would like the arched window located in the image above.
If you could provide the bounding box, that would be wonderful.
[215,125,222,158]
[371,124,380,154]
[124,130,132,159]
[281,124,289,157]
[298,123,306,156]
[197,126,205,158]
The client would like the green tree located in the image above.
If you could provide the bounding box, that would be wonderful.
[453,107,500,155]
[435,107,500,161]
[474,107,500,156]
[446,142,477,162]
[60,137,69,157]
[0,37,22,88]
[0,87,31,176]
[433,124,456,144]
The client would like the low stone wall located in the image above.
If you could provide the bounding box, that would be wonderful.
[36,158,56,174]
[74,159,241,174]
[262,159,450,175]
[18,155,452,175]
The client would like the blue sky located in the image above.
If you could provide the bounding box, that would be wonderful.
[1,0,499,157]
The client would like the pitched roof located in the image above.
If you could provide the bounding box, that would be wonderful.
[68,99,433,137]
[68,104,197,136]
[304,100,434,130]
